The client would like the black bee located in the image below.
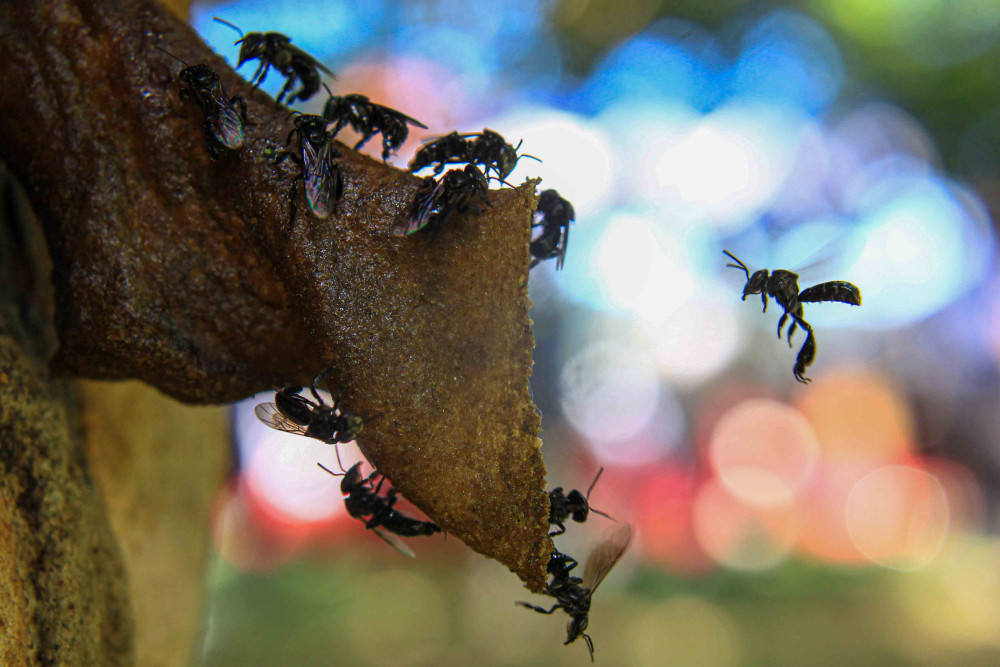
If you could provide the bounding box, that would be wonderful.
[724,250,862,383]
[408,129,539,182]
[530,189,575,270]
[157,47,248,159]
[548,467,612,537]
[395,164,490,236]
[254,368,362,445]
[518,524,633,662]
[275,113,344,225]
[322,91,427,161]
[213,17,333,104]
[317,462,441,557]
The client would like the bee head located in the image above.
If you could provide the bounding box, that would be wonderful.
[235,32,266,66]
[743,268,769,299]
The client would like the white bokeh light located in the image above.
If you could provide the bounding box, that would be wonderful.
[234,393,366,523]
[560,341,661,448]
[595,213,695,324]
[485,106,615,214]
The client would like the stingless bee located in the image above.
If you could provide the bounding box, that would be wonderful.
[322,91,427,161]
[275,113,344,225]
[395,164,490,236]
[213,17,333,104]
[317,462,441,557]
[724,250,862,383]
[530,189,575,270]
[548,467,612,536]
[408,129,539,183]
[254,367,362,445]
[156,47,248,159]
[517,523,633,662]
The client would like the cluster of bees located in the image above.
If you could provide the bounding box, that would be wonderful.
[255,365,632,661]
[160,19,572,267]
[160,16,869,661]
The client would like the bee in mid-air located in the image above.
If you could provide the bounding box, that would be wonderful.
[530,189,575,270]
[408,129,539,183]
[518,523,633,662]
[275,113,344,224]
[322,91,427,161]
[317,462,441,557]
[254,367,363,445]
[157,47,248,159]
[396,164,490,236]
[213,18,333,104]
[724,250,862,383]
[548,467,612,537]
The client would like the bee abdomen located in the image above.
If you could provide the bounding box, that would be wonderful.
[799,281,861,306]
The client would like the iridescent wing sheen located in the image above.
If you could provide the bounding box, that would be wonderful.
[372,526,417,558]
[209,102,245,149]
[254,402,309,437]
[582,523,632,594]
[302,141,333,219]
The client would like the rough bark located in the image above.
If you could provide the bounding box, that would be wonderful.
[0,1,550,662]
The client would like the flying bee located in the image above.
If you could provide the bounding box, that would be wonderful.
[254,367,363,445]
[395,164,490,236]
[548,467,613,537]
[213,17,333,104]
[724,250,862,383]
[156,47,248,159]
[275,113,344,225]
[518,523,633,662]
[322,91,427,161]
[530,189,575,270]
[317,462,441,557]
[408,129,540,182]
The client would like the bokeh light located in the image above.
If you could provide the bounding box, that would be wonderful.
[845,464,950,570]
[189,0,1000,663]
[709,398,819,508]
[693,478,798,571]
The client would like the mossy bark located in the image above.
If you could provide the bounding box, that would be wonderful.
[0,0,551,663]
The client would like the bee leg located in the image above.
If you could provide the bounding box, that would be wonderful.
[787,320,798,347]
[354,132,374,151]
[232,95,251,127]
[248,62,268,90]
[791,318,815,384]
[581,633,595,662]
[548,521,567,537]
[777,312,788,340]
[202,120,221,160]
[516,602,562,615]
[761,293,768,313]
[288,173,304,228]
[275,74,299,105]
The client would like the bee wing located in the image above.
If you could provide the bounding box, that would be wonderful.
[287,43,335,77]
[254,402,309,437]
[210,103,245,149]
[302,142,335,219]
[556,214,570,271]
[582,523,633,594]
[372,526,417,558]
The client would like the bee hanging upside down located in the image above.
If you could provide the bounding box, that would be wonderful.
[724,250,862,383]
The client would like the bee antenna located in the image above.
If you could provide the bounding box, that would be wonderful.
[323,82,335,98]
[520,153,542,164]
[585,466,605,500]
[154,45,188,66]
[317,461,347,477]
[212,17,245,40]
[723,250,750,281]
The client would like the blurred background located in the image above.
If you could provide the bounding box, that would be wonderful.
[186,0,1000,664]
